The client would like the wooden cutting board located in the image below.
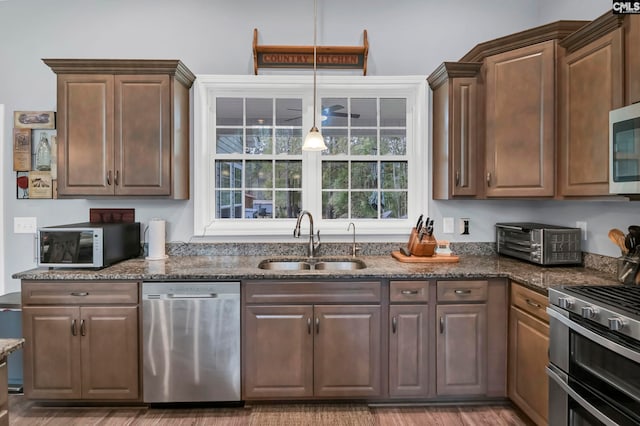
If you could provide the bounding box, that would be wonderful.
[391,250,460,263]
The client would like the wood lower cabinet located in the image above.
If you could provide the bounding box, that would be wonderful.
[43,59,194,199]
[508,282,550,426]
[436,304,487,396]
[388,280,430,398]
[242,281,382,400]
[21,281,140,401]
[558,16,624,197]
[484,40,556,197]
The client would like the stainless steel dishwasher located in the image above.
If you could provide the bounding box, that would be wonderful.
[142,281,240,403]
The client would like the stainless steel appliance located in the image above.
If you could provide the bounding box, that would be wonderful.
[547,285,640,425]
[610,102,640,195]
[38,222,140,268]
[142,281,240,403]
[495,222,582,265]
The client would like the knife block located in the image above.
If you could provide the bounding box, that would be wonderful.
[410,234,437,257]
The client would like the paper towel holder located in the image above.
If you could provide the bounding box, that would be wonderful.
[145,218,168,261]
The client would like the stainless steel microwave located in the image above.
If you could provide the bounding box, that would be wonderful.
[610,102,640,194]
[38,222,141,268]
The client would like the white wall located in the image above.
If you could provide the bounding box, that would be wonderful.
[0,0,617,293]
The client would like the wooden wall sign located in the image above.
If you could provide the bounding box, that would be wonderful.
[252,28,369,75]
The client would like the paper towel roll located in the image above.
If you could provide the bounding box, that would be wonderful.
[146,219,168,260]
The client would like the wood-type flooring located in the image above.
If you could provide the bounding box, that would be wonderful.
[9,395,533,425]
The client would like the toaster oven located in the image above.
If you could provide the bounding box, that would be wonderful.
[495,222,581,265]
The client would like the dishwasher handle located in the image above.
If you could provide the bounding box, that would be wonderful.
[167,293,219,299]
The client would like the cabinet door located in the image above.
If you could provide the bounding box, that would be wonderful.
[57,74,115,196]
[450,77,479,197]
[485,41,555,197]
[243,305,313,399]
[436,304,487,396]
[314,305,381,398]
[509,305,549,425]
[80,306,139,400]
[114,75,171,196]
[389,305,429,398]
[22,306,82,399]
[627,15,640,105]
[559,29,623,196]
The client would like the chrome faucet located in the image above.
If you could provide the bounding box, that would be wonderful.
[293,210,321,258]
[347,222,360,257]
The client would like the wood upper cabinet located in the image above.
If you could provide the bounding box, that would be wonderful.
[558,16,624,197]
[508,282,549,426]
[484,40,556,197]
[43,59,194,199]
[21,281,140,401]
[626,15,640,104]
[429,63,482,199]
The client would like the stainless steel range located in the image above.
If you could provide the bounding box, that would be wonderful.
[547,285,640,425]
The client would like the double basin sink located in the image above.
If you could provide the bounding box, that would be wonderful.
[258,257,366,271]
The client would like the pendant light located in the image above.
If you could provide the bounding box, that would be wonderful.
[302,0,327,151]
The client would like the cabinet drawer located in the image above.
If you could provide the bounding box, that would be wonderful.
[22,281,139,305]
[437,280,488,302]
[510,282,549,323]
[244,281,381,304]
[390,281,429,303]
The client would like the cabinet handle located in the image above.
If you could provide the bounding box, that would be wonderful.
[71,319,77,336]
[107,170,112,186]
[307,318,312,335]
[439,316,444,334]
[455,170,460,187]
[70,292,89,297]
[401,290,419,295]
[80,319,86,336]
[392,316,397,334]
[315,317,320,334]
[486,172,492,187]
[525,298,542,309]
[454,289,471,295]
[115,170,119,186]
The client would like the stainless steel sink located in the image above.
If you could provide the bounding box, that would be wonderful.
[257,258,366,271]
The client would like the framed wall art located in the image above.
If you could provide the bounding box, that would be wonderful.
[28,171,53,199]
[16,171,29,199]
[13,128,31,171]
[13,111,55,129]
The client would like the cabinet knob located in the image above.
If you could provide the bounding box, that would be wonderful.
[80,319,86,336]
[391,316,397,334]
[401,290,419,295]
[486,172,492,187]
[315,317,320,334]
[307,318,312,334]
[71,319,77,336]
[454,289,471,295]
[439,316,444,334]
[115,170,120,186]
[455,171,460,187]
[107,171,112,186]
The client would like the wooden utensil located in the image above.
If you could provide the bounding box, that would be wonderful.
[608,228,628,255]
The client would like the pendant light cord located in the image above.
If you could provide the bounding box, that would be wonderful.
[312,0,318,129]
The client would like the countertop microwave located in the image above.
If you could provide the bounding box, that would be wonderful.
[610,102,640,194]
[37,222,141,269]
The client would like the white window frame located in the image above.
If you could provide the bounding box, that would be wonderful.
[193,75,428,239]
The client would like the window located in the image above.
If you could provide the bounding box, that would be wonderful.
[194,75,427,238]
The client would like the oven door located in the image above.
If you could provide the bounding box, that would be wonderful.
[548,307,640,426]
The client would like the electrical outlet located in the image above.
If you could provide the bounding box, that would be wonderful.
[14,217,37,234]
[443,217,454,234]
[576,221,587,241]
[460,218,470,235]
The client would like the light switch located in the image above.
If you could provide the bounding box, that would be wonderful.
[14,217,37,234]
[443,217,454,234]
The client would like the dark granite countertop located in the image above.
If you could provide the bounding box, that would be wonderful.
[0,338,24,359]
[13,254,620,295]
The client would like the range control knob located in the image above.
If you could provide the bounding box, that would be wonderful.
[558,297,574,309]
[581,306,598,319]
[608,317,626,332]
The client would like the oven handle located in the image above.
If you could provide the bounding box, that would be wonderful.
[547,306,640,364]
[546,366,619,426]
